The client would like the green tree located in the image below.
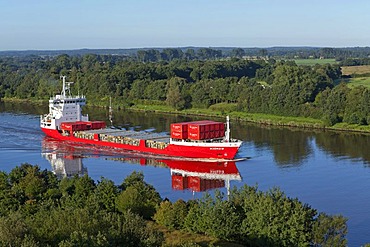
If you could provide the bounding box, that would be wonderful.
[230,48,245,58]
[116,172,161,219]
[154,199,188,230]
[311,213,347,247]
[166,77,185,110]
[0,211,29,246]
[94,177,119,212]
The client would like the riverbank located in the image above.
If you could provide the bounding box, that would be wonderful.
[3,97,370,134]
[125,101,370,134]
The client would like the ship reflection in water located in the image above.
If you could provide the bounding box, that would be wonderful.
[41,137,242,192]
[41,137,87,179]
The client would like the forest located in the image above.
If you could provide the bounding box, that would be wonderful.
[1,52,370,127]
[0,164,347,246]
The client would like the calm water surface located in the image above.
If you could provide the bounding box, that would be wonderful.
[1,101,370,246]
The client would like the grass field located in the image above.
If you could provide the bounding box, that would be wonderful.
[341,77,370,89]
[340,65,370,89]
[293,58,337,66]
[341,65,370,75]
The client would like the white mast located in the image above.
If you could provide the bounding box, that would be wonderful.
[109,97,113,126]
[225,115,230,142]
[60,75,73,98]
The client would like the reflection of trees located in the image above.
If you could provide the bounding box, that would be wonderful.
[315,131,370,165]
[0,101,47,115]
[234,123,314,166]
[85,106,226,133]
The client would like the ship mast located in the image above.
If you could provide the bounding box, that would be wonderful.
[225,115,230,142]
[60,75,73,98]
[109,97,113,126]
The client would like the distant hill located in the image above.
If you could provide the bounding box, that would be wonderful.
[1,46,370,59]
[0,48,138,57]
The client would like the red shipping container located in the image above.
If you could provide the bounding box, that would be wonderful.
[187,121,224,139]
[171,122,188,139]
[171,131,188,139]
[61,122,71,130]
[187,176,201,192]
[171,123,188,132]
[188,124,206,132]
[188,131,206,140]
[91,121,106,129]
[172,175,188,190]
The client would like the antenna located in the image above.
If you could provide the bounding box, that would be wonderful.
[60,76,74,98]
[109,97,113,126]
[225,115,230,142]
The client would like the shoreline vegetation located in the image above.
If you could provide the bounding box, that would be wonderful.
[2,53,370,135]
[4,97,370,134]
[0,164,348,246]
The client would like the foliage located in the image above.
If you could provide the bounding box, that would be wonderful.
[343,77,370,89]
[154,199,188,230]
[311,213,347,247]
[0,164,350,246]
[0,167,164,246]
[237,187,316,246]
[293,59,337,66]
[2,54,370,127]
[116,171,162,219]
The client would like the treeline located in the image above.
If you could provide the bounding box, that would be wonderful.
[1,54,370,126]
[340,57,370,66]
[0,164,347,246]
[2,46,370,60]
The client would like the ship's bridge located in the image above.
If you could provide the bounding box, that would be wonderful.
[41,76,89,130]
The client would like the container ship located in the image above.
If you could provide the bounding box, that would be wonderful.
[40,76,243,160]
[42,136,242,192]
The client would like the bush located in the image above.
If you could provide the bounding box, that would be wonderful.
[154,199,188,230]
[116,172,161,219]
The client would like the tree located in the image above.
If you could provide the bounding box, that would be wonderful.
[0,211,28,246]
[116,172,161,219]
[311,213,347,247]
[343,87,370,125]
[154,199,188,230]
[144,80,167,100]
[230,48,245,58]
[166,77,185,110]
[94,177,119,212]
[184,49,196,60]
[238,186,316,246]
[190,80,211,108]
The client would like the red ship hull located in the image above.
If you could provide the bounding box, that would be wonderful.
[41,128,240,160]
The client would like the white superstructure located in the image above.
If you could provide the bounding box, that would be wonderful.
[40,76,88,130]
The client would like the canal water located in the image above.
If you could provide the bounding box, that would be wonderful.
[1,101,370,246]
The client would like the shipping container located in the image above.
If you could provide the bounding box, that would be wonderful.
[172,175,188,190]
[171,120,225,140]
[170,123,188,132]
[187,176,201,192]
[188,131,206,140]
[91,121,106,129]
[171,131,188,139]
[187,120,225,140]
[61,122,86,131]
[171,122,189,140]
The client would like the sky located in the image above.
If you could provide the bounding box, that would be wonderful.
[0,0,369,50]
